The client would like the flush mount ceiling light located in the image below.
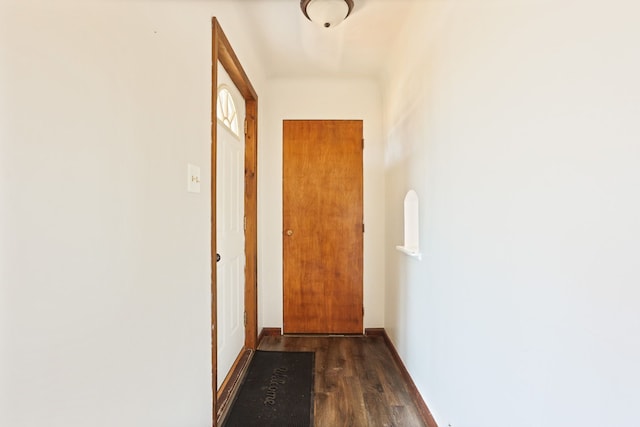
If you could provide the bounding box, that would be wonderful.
[300,0,354,29]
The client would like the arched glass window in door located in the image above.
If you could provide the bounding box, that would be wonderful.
[217,86,240,137]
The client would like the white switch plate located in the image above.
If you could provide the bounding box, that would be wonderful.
[187,163,201,193]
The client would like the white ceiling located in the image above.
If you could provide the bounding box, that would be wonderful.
[238,0,420,80]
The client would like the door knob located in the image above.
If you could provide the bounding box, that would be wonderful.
[286,230,293,236]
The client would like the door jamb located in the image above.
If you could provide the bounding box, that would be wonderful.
[211,18,258,426]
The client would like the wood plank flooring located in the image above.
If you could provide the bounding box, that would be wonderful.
[257,335,426,427]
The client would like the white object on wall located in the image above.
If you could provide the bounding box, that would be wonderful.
[187,163,201,193]
[396,189,421,260]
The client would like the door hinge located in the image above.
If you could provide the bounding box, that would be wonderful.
[362,306,365,317]
[362,223,365,233]
[244,311,247,327]
[244,216,247,231]
[244,119,248,135]
[362,138,365,149]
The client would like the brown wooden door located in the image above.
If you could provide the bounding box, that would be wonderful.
[283,120,363,334]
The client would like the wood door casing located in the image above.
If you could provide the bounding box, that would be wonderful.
[283,120,363,334]
[212,18,258,426]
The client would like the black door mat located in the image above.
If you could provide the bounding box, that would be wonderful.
[222,350,315,427]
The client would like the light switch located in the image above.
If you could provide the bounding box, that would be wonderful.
[187,163,201,193]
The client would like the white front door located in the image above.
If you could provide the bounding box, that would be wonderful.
[216,63,246,389]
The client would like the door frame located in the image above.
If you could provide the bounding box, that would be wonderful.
[211,18,258,426]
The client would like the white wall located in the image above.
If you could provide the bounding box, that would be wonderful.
[0,1,266,426]
[383,1,640,426]
[259,79,385,330]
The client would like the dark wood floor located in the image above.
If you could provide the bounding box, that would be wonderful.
[257,335,426,427]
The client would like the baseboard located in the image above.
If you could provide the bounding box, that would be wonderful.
[364,327,386,337]
[216,349,252,425]
[257,327,282,344]
[216,328,281,424]
[365,328,439,427]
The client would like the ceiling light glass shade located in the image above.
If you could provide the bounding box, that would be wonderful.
[302,0,354,28]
